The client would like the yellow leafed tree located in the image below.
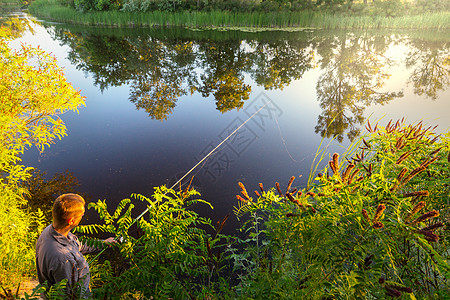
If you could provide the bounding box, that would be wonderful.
[0,22,85,288]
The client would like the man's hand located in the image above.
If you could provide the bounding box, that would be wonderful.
[103,237,118,246]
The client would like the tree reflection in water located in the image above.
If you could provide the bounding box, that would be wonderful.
[0,17,35,39]
[23,169,82,223]
[48,26,449,141]
[314,32,404,142]
[406,37,450,100]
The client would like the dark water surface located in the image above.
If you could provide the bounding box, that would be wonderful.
[6,15,450,232]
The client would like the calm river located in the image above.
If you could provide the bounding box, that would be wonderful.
[4,12,450,232]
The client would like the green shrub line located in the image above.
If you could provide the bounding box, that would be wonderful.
[0,0,22,8]
[28,0,450,29]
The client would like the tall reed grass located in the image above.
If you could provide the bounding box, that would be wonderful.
[0,0,21,4]
[28,0,450,29]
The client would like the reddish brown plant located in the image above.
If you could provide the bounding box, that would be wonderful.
[286,176,295,194]
[421,222,444,232]
[275,182,283,196]
[416,230,439,242]
[411,210,439,225]
[259,182,264,193]
[362,209,371,224]
[342,163,355,184]
[373,222,384,229]
[306,192,316,197]
[405,201,426,222]
[238,182,250,201]
[236,195,248,203]
[348,169,360,185]
[373,204,386,222]
[402,191,429,198]
[396,151,411,164]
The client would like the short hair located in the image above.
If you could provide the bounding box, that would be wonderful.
[52,193,85,229]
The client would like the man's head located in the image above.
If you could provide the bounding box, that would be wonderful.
[52,193,85,230]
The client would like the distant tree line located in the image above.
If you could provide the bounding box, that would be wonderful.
[64,0,450,15]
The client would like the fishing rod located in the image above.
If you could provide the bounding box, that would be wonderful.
[88,101,270,262]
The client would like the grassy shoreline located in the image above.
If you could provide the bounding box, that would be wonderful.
[28,0,450,30]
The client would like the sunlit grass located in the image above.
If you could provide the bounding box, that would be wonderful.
[28,0,450,29]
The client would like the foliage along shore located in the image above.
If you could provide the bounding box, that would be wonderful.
[27,0,450,29]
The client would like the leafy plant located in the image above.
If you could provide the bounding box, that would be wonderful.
[233,119,449,299]
[76,183,235,299]
[53,120,449,299]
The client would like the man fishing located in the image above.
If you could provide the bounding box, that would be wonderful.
[35,193,115,298]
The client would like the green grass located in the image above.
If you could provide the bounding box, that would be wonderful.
[0,0,22,7]
[28,0,450,29]
[0,0,22,4]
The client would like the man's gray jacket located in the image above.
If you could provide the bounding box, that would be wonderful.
[36,224,95,298]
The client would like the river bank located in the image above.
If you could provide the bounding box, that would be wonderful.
[28,0,450,29]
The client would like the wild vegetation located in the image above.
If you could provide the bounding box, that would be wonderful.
[230,120,449,298]
[17,120,447,299]
[27,0,450,29]
[1,14,449,300]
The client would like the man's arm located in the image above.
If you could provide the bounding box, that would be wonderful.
[78,237,117,255]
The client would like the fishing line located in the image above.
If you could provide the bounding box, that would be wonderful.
[132,100,270,224]
[88,100,269,261]
[274,111,304,163]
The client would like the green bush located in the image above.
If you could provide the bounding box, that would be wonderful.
[95,0,121,10]
[414,0,450,12]
[0,0,22,5]
[55,0,76,8]
[76,186,234,299]
[120,0,142,11]
[74,0,96,11]
[373,0,405,17]
[74,0,122,11]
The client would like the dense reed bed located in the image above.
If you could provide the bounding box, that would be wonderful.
[0,0,22,7]
[28,0,450,29]
[0,0,21,4]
